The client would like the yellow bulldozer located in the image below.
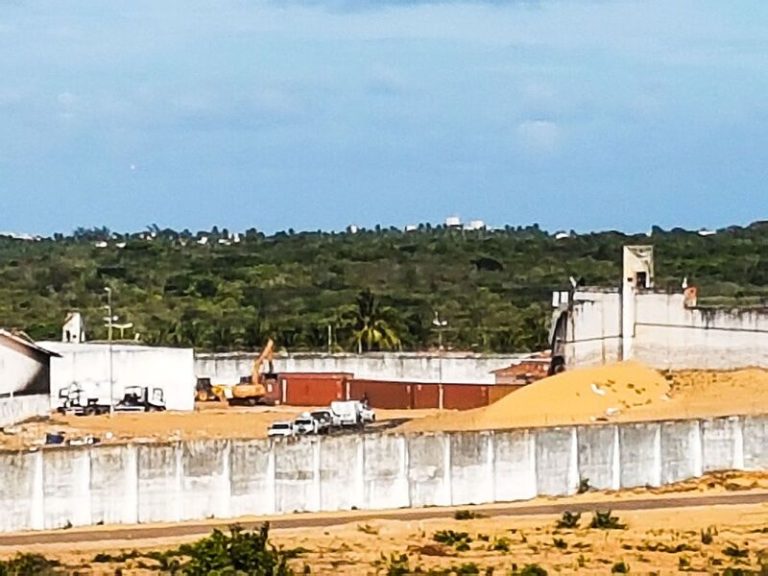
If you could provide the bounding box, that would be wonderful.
[195,379,229,403]
[228,339,278,406]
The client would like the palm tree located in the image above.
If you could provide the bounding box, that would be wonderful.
[348,289,401,353]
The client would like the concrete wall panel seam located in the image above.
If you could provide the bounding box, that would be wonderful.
[612,426,620,490]
[693,421,703,478]
[175,443,183,522]
[568,428,579,495]
[267,447,277,515]
[127,445,139,525]
[735,417,745,469]
[653,425,662,487]
[444,434,453,505]
[313,439,321,512]
[31,450,44,530]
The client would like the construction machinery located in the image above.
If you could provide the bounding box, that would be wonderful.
[195,378,229,402]
[57,384,165,415]
[229,339,278,406]
[115,386,166,412]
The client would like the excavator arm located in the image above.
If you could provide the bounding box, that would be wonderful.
[252,338,275,384]
[230,339,274,405]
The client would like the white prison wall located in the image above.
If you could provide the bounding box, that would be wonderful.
[0,395,52,428]
[564,291,768,370]
[0,414,766,532]
[195,352,524,385]
[41,343,196,411]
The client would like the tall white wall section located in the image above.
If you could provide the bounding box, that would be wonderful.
[567,291,768,371]
[2,415,768,533]
[196,352,523,385]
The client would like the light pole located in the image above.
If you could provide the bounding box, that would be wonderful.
[432,312,448,409]
[104,287,115,416]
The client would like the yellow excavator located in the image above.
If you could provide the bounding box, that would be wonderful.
[229,339,278,406]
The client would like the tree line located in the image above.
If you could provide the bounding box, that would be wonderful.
[0,221,766,353]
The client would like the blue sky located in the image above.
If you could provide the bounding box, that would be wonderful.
[1,0,767,235]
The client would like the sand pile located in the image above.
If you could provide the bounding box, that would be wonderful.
[401,361,671,433]
[628,367,768,421]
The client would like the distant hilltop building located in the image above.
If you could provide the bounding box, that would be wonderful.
[464,220,486,231]
[445,216,461,228]
[346,224,359,234]
[404,224,418,232]
[0,231,40,241]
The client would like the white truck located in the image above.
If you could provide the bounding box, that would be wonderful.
[293,412,319,435]
[267,421,296,438]
[330,400,376,428]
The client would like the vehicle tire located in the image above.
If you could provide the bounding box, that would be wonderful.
[247,397,257,407]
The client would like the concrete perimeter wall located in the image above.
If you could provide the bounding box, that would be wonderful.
[196,352,523,385]
[1,414,766,533]
[566,291,768,370]
[633,293,768,370]
[0,394,51,428]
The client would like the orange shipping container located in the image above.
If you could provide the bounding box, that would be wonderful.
[412,383,440,409]
[281,373,349,406]
[443,384,489,410]
[348,379,413,409]
[488,384,524,404]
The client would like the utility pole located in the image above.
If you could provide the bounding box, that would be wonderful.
[104,287,114,417]
[432,312,448,410]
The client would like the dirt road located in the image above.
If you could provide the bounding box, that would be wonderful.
[2,490,766,547]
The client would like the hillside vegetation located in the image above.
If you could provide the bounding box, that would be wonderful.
[0,222,766,353]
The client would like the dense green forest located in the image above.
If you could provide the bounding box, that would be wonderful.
[0,222,766,353]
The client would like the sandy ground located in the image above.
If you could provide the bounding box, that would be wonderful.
[3,363,768,448]
[0,403,441,449]
[400,362,768,433]
[7,472,768,574]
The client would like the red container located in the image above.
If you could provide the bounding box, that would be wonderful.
[443,384,490,410]
[262,378,283,404]
[488,384,524,404]
[281,373,349,406]
[348,379,413,409]
[412,383,440,409]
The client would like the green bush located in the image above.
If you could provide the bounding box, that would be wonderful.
[513,565,548,576]
[0,554,61,576]
[179,523,294,576]
[611,561,630,573]
[589,511,626,530]
[556,511,581,529]
[454,510,484,521]
[379,553,411,576]
[491,536,510,552]
[722,543,749,559]
[433,530,473,549]
[577,478,591,494]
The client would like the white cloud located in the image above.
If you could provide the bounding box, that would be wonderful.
[517,119,561,155]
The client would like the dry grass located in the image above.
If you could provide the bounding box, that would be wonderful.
[8,502,768,575]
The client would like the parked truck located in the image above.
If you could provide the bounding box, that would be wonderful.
[330,400,375,428]
[58,384,165,415]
